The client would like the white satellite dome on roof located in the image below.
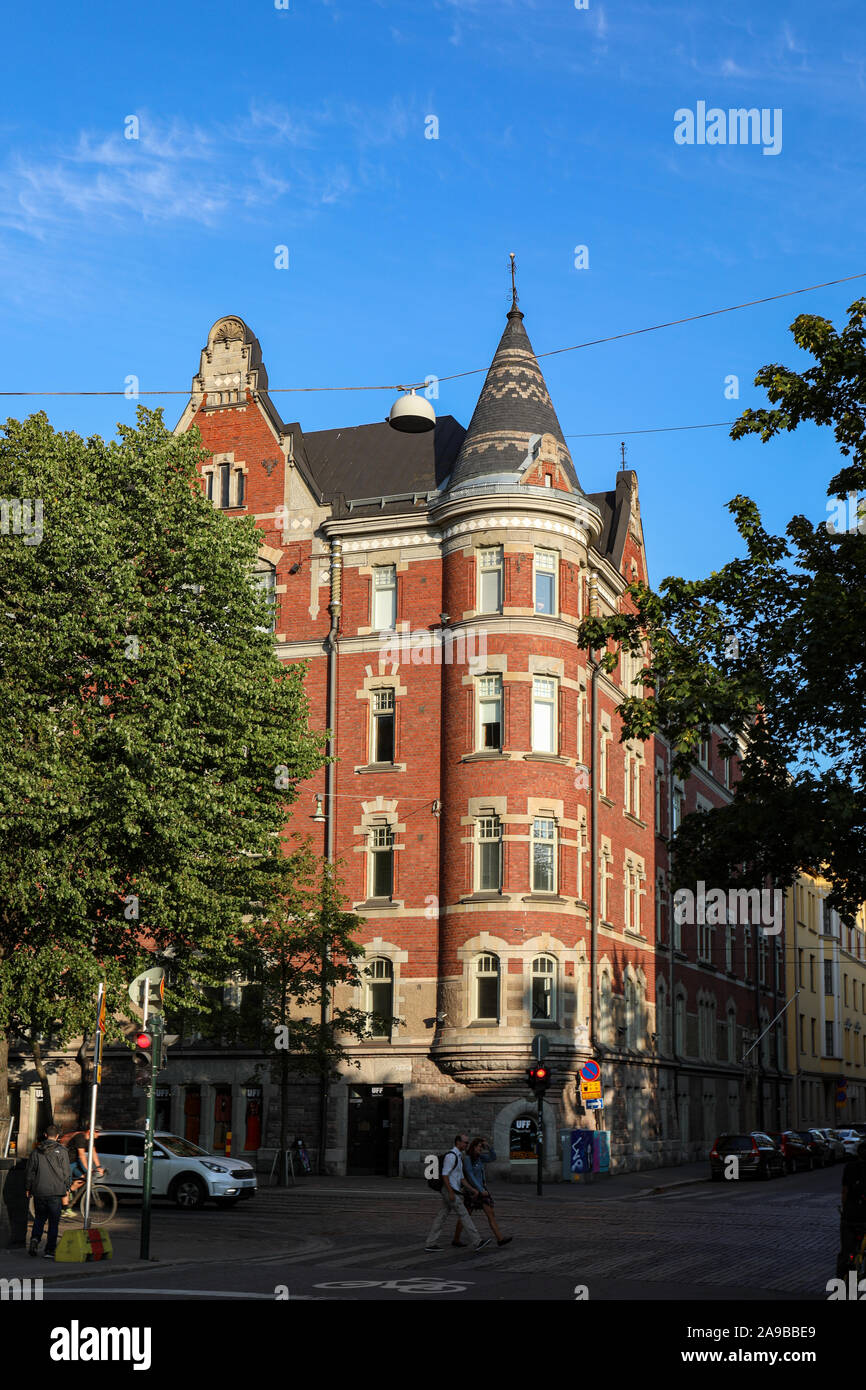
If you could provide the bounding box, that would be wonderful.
[387,389,436,434]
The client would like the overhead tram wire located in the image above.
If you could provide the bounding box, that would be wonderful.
[1,269,863,399]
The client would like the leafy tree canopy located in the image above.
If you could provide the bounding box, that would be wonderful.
[578,300,866,922]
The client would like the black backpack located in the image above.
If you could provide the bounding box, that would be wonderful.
[427,1151,458,1192]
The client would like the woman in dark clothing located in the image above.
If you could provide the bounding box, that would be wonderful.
[453,1136,512,1248]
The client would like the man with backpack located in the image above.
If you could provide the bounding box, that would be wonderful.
[25,1125,72,1260]
[837,1138,866,1277]
[425,1133,491,1252]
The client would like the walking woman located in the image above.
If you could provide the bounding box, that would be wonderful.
[453,1136,512,1248]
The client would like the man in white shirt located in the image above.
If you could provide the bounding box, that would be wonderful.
[425,1133,491,1252]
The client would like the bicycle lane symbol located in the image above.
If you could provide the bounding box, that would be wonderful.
[313,1277,473,1294]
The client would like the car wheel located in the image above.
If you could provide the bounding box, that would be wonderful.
[171,1175,208,1210]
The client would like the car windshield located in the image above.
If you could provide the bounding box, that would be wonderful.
[156,1135,211,1158]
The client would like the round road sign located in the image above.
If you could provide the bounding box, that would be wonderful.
[580,1060,601,1083]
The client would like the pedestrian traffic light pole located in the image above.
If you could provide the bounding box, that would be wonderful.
[139,1010,163,1261]
[536,1087,543,1198]
[527,1056,552,1197]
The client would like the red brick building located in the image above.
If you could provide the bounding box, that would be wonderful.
[5,299,790,1172]
[168,300,789,1175]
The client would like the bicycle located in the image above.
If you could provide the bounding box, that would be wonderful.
[29,1179,118,1226]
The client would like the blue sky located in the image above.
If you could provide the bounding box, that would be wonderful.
[1,0,864,584]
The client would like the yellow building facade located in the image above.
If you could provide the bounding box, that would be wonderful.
[786,873,866,1128]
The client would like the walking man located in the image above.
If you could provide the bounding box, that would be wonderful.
[426,1133,491,1252]
[25,1124,71,1260]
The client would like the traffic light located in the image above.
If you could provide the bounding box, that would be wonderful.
[133,1029,153,1089]
[527,1064,552,1097]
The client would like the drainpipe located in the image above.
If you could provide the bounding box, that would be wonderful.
[318,537,342,1174]
[588,572,600,1060]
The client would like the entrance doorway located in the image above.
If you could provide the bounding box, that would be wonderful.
[346,1084,403,1176]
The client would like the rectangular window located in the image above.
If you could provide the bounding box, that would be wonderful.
[810,955,816,992]
[476,955,500,1020]
[370,824,394,899]
[219,463,231,509]
[534,550,557,615]
[206,470,214,501]
[825,1021,835,1056]
[698,736,710,768]
[656,874,666,943]
[372,566,397,630]
[372,689,395,764]
[236,469,245,507]
[531,818,556,893]
[477,816,502,892]
[672,787,685,832]
[811,1018,817,1055]
[478,676,502,750]
[478,547,503,614]
[600,719,611,797]
[532,677,557,753]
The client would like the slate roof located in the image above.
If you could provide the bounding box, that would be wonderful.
[448,306,582,493]
[300,416,465,519]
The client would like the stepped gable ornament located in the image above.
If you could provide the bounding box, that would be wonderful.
[213,317,246,343]
[192,314,270,401]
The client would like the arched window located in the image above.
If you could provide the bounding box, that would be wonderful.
[531,955,557,1021]
[656,977,668,1054]
[727,1004,737,1063]
[475,954,500,1022]
[600,970,613,1044]
[674,992,685,1054]
[365,957,394,1038]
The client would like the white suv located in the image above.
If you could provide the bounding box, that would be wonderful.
[96,1130,257,1209]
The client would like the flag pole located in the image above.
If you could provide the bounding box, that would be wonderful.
[82,982,106,1229]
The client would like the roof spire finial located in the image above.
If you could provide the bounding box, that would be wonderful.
[509,252,518,311]
[620,440,627,467]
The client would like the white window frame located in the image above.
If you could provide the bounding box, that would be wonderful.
[251,561,277,632]
[365,956,394,1038]
[531,955,557,1021]
[372,565,397,630]
[475,953,500,1022]
[371,688,396,764]
[477,546,503,614]
[476,815,502,892]
[368,822,394,900]
[477,675,503,751]
[533,549,558,616]
[531,677,557,754]
[531,816,557,894]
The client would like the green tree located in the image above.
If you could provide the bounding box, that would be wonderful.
[0,407,326,1126]
[578,300,866,921]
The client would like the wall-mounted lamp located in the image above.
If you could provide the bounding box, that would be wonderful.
[436,1011,447,1023]
[311,794,326,823]
[289,559,304,575]
[439,612,451,627]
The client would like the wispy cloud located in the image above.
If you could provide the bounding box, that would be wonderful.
[0,99,420,239]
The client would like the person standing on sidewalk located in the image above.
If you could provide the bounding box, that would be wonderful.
[425,1133,491,1252]
[25,1125,71,1260]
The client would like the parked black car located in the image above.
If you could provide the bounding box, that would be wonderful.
[767,1130,813,1173]
[803,1129,834,1166]
[709,1132,785,1181]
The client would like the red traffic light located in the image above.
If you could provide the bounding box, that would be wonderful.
[536,1066,548,1079]
[135,1031,152,1050]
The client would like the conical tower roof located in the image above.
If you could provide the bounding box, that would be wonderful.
[449,302,582,492]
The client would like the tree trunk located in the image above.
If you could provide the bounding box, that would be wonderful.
[30,1039,54,1127]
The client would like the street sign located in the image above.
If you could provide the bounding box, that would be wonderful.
[531,1034,550,1062]
[580,1060,600,1083]
[580,1081,602,1101]
[585,1098,604,1111]
[128,967,165,1018]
